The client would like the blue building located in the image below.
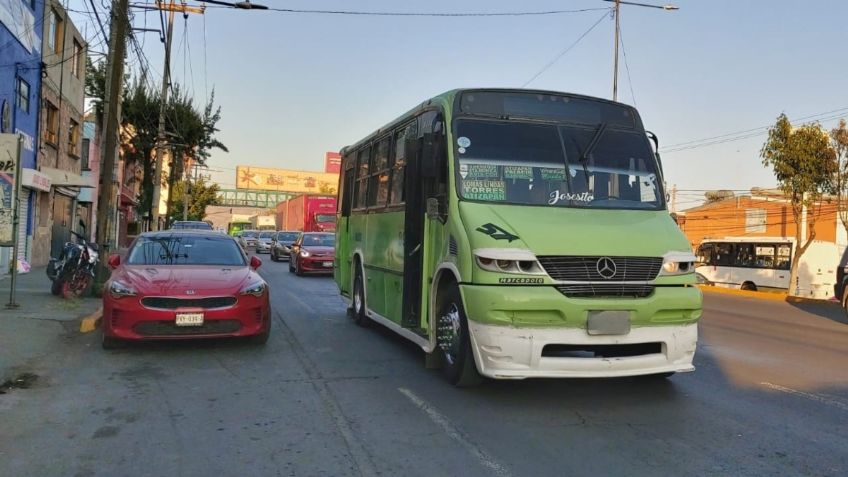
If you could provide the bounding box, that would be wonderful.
[1,0,44,273]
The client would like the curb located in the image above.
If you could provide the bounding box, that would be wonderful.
[698,285,839,306]
[79,308,103,333]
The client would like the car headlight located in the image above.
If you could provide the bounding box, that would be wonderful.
[660,251,697,276]
[109,281,136,298]
[474,249,545,275]
[240,281,267,297]
[300,250,310,257]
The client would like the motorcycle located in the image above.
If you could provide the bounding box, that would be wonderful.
[47,222,99,299]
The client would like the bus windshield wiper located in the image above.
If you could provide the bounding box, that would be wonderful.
[577,122,607,190]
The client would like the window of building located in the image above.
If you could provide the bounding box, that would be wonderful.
[367,136,390,208]
[72,40,83,77]
[68,119,80,157]
[47,9,64,54]
[16,77,29,113]
[745,208,766,233]
[81,138,91,170]
[44,102,59,145]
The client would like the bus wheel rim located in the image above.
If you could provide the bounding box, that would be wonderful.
[354,277,363,313]
[438,303,461,365]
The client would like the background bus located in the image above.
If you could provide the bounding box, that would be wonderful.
[696,237,838,298]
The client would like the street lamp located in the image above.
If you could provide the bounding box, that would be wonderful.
[602,0,678,102]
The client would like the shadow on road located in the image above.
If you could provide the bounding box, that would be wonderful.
[787,300,848,326]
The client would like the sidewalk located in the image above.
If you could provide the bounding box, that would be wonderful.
[0,267,101,382]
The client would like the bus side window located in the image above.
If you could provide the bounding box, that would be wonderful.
[776,244,791,270]
[354,147,371,210]
[340,153,355,217]
[734,243,754,267]
[715,243,733,266]
[697,243,714,265]
[390,124,413,206]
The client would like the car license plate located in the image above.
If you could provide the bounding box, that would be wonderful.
[587,311,630,335]
[175,312,204,327]
[323,261,333,267]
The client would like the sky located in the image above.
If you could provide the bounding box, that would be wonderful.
[70,0,848,212]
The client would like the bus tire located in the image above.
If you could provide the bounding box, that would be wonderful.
[438,285,483,387]
[352,266,370,327]
[841,287,848,317]
[741,282,757,291]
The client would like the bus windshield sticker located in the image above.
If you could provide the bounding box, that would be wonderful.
[466,164,500,179]
[503,166,533,180]
[540,167,566,180]
[459,164,469,178]
[458,147,466,154]
[462,180,506,201]
[549,190,594,205]
[476,223,519,242]
[457,136,471,148]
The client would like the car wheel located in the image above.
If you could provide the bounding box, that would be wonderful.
[437,284,483,387]
[352,266,370,327]
[101,332,125,350]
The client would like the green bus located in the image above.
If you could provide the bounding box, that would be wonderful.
[335,89,701,386]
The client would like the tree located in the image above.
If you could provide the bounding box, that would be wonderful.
[831,119,848,234]
[760,114,837,295]
[168,179,220,222]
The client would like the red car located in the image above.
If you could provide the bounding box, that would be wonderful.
[101,230,271,349]
[288,232,335,276]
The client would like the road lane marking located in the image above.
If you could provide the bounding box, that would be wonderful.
[398,387,511,477]
[760,382,848,412]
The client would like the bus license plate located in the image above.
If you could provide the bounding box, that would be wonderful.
[323,261,333,267]
[587,311,630,335]
[176,313,204,326]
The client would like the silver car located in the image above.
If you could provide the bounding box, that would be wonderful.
[270,231,301,262]
[238,230,260,250]
[256,231,276,253]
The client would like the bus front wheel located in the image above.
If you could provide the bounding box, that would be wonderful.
[741,282,757,291]
[437,285,482,387]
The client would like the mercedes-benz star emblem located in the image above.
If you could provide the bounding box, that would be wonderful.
[596,257,617,279]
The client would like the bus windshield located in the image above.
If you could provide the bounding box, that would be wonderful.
[455,119,663,210]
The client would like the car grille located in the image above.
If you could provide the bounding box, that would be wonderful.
[140,297,237,310]
[538,256,662,282]
[555,284,654,298]
[134,320,242,336]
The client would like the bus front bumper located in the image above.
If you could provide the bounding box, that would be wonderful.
[468,321,697,379]
[460,284,700,379]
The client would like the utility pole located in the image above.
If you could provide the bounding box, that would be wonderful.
[94,0,130,290]
[603,0,678,102]
[150,1,203,230]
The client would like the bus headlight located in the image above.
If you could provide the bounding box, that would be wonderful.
[660,251,697,276]
[474,249,545,275]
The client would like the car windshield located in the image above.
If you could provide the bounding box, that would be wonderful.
[259,231,275,239]
[242,231,258,238]
[302,234,335,247]
[454,119,663,210]
[126,235,246,266]
[277,232,300,242]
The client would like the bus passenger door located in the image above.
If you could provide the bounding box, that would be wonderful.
[401,111,446,330]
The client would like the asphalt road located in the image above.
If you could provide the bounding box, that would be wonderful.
[1,256,847,477]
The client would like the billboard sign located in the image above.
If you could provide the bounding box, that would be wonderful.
[325,152,341,173]
[1,134,21,246]
[236,166,338,195]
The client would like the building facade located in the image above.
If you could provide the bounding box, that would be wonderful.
[31,0,89,266]
[0,0,44,275]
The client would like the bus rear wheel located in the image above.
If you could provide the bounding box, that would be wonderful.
[741,282,757,291]
[352,267,370,327]
[437,285,482,387]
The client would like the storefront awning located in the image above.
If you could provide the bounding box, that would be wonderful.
[40,167,94,188]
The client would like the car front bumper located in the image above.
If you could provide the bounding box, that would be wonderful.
[299,257,334,273]
[103,295,270,341]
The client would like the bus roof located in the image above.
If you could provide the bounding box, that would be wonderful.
[339,88,640,156]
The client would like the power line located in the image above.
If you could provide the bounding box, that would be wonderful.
[522,9,610,87]
[180,4,612,17]
[618,20,637,107]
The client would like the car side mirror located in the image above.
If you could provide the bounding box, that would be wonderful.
[250,256,262,269]
[108,254,121,269]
